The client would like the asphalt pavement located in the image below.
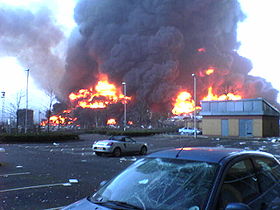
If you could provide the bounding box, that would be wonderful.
[0,134,279,210]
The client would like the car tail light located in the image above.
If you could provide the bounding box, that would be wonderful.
[107,142,113,146]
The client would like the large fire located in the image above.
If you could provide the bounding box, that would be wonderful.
[41,75,132,127]
[202,86,242,101]
[69,75,131,109]
[172,91,199,115]
[40,111,77,127]
[172,86,242,116]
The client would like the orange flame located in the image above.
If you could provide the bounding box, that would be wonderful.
[107,118,117,125]
[172,86,242,115]
[199,67,215,77]
[205,67,215,75]
[40,114,77,126]
[69,75,131,109]
[172,91,196,115]
[202,86,242,101]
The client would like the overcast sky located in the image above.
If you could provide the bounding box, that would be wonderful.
[0,0,279,116]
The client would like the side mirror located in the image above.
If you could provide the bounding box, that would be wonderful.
[225,203,252,210]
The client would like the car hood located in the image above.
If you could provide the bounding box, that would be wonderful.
[62,198,111,210]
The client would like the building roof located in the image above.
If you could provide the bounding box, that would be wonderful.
[200,98,280,117]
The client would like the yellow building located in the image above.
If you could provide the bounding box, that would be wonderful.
[200,98,280,137]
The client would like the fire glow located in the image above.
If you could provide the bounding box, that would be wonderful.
[172,86,242,116]
[202,86,242,101]
[40,114,77,126]
[172,91,197,115]
[41,75,132,127]
[69,75,131,109]
[199,67,215,77]
[107,118,117,125]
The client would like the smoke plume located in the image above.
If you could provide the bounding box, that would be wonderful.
[58,0,280,111]
[0,4,65,95]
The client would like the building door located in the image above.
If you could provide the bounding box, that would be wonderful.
[221,119,229,136]
[239,119,253,137]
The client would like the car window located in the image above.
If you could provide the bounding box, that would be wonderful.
[125,137,133,142]
[253,157,280,192]
[217,159,259,209]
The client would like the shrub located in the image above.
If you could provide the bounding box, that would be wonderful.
[0,133,79,143]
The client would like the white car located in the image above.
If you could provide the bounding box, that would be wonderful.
[92,136,148,157]
[179,127,202,135]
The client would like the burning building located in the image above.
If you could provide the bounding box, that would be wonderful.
[57,0,279,123]
[2,0,279,127]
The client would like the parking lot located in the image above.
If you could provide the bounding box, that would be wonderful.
[0,134,279,210]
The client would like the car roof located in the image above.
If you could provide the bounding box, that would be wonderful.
[147,147,274,163]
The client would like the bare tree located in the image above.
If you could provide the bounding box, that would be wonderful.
[6,90,24,133]
[45,88,56,132]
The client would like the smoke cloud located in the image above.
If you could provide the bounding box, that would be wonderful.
[0,4,65,95]
[59,0,279,111]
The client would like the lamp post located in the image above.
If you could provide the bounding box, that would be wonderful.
[192,73,197,139]
[1,91,5,124]
[122,82,127,131]
[25,69,29,134]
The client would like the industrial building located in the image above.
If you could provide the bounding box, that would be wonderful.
[200,98,280,137]
[17,109,34,130]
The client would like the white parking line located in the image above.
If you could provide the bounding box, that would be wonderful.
[0,182,72,193]
[0,172,31,177]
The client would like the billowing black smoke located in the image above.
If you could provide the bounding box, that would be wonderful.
[0,4,64,95]
[61,0,279,112]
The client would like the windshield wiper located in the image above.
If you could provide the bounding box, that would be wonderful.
[94,200,143,210]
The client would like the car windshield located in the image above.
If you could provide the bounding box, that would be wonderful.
[90,158,218,210]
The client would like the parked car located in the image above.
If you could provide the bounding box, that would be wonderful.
[179,127,202,135]
[62,147,280,210]
[92,136,148,157]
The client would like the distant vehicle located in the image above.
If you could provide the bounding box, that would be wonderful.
[179,127,202,135]
[92,136,148,157]
[62,147,280,210]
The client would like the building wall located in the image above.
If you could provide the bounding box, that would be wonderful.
[202,116,280,137]
[262,116,279,137]
[229,119,239,136]
[253,119,263,137]
[202,118,221,136]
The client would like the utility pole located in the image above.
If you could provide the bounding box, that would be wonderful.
[1,91,5,125]
[192,73,197,139]
[122,82,127,131]
[25,69,29,134]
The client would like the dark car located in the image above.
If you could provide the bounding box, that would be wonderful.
[62,147,280,210]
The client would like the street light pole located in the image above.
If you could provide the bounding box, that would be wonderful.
[192,73,197,139]
[1,91,5,124]
[122,82,127,131]
[25,69,29,134]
